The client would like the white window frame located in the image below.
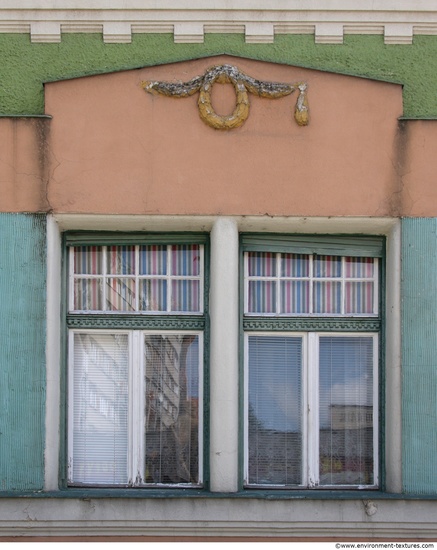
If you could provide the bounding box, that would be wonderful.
[69,244,205,315]
[244,252,379,317]
[45,215,400,495]
[244,331,378,489]
[68,328,204,488]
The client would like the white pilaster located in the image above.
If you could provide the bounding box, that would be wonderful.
[209,217,239,492]
[44,215,62,491]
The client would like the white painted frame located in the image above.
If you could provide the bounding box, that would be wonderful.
[67,328,204,488]
[69,244,204,315]
[46,214,401,495]
[244,252,379,317]
[244,331,378,489]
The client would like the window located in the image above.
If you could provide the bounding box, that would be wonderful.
[66,234,207,488]
[242,235,382,489]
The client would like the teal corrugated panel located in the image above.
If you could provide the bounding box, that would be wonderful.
[0,213,46,491]
[402,218,437,494]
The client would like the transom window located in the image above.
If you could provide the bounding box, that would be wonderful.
[245,252,378,316]
[70,244,203,313]
[242,234,382,490]
[66,234,207,488]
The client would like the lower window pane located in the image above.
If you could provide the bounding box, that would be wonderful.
[319,336,375,486]
[144,334,200,484]
[247,335,303,486]
[71,333,129,485]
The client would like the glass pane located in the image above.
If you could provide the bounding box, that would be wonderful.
[106,278,136,311]
[281,253,309,277]
[139,279,167,311]
[71,333,129,485]
[73,246,103,274]
[319,336,375,486]
[314,255,341,278]
[247,281,277,314]
[170,245,201,276]
[247,252,277,277]
[247,335,303,486]
[345,257,374,278]
[73,278,103,311]
[171,280,200,312]
[313,281,341,314]
[345,282,375,314]
[144,334,200,485]
[139,245,167,276]
[107,246,135,275]
[280,281,310,314]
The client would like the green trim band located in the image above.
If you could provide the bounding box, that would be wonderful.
[65,232,209,246]
[243,317,380,332]
[67,314,205,330]
[241,234,385,257]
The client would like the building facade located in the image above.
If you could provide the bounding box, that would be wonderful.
[1,1,437,540]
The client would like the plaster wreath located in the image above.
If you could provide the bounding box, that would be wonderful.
[142,64,309,130]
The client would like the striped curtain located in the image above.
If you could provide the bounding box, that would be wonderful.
[246,252,376,315]
[72,244,202,313]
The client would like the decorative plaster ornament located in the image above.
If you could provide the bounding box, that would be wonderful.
[142,64,309,130]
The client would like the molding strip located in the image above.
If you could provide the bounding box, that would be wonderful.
[0,4,437,44]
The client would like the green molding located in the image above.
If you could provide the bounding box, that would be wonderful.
[66,232,209,246]
[2,34,437,117]
[61,232,211,490]
[67,313,205,330]
[243,317,380,332]
[241,234,385,257]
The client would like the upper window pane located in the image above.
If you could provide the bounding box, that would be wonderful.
[170,245,201,276]
[107,246,136,275]
[139,245,167,276]
[245,252,378,316]
[70,244,203,314]
[247,252,277,277]
[74,246,103,275]
[314,255,342,278]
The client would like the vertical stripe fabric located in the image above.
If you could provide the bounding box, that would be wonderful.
[246,252,376,315]
[72,245,202,313]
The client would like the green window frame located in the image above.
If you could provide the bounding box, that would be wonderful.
[64,232,209,489]
[241,234,384,490]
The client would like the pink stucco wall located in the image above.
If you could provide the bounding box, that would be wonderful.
[1,55,437,217]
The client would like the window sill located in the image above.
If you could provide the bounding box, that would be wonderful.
[2,489,437,501]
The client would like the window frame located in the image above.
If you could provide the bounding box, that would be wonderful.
[240,233,384,491]
[62,232,209,491]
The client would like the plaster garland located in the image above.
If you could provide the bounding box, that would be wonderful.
[142,64,309,130]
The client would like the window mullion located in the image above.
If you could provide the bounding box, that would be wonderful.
[129,330,143,486]
[300,333,309,488]
[374,258,379,315]
[341,256,345,315]
[67,330,75,483]
[166,245,172,313]
[102,246,107,311]
[309,254,314,314]
[135,246,139,312]
[276,252,281,314]
[372,334,380,487]
[307,332,319,487]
